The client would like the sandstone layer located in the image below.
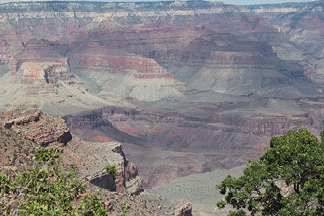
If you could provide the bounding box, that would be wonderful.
[0,39,125,115]
[67,44,185,101]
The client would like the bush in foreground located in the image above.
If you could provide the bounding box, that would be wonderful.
[0,147,107,215]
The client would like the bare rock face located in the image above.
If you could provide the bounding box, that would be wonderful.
[1,110,71,146]
[175,203,192,216]
[67,43,185,101]
[3,110,41,129]
[0,109,141,195]
[0,110,74,174]
[1,0,324,193]
[11,39,66,75]
[0,1,320,110]
[243,2,324,85]
[0,39,114,115]
[62,140,142,195]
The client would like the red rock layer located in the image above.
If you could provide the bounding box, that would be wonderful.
[68,54,169,75]
[63,106,318,188]
[11,59,67,75]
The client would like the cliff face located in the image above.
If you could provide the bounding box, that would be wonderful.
[0,110,141,194]
[0,39,119,115]
[64,105,317,188]
[0,1,320,106]
[243,2,324,85]
[1,110,71,146]
[151,34,319,98]
[0,109,71,171]
[243,2,324,56]
[66,43,185,101]
[63,140,142,195]
[0,1,291,105]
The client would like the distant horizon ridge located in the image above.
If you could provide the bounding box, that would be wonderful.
[0,0,319,6]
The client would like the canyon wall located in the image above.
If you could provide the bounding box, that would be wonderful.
[64,104,319,188]
[1,0,324,189]
[243,1,324,85]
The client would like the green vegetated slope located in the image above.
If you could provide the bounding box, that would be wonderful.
[0,147,108,215]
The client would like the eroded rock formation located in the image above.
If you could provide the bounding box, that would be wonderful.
[175,203,193,216]
[1,110,71,146]
[0,110,142,195]
[64,103,319,188]
[84,142,142,194]
[67,44,185,101]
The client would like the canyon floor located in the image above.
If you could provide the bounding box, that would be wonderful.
[144,165,245,216]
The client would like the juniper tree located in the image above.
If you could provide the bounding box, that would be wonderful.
[216,127,324,216]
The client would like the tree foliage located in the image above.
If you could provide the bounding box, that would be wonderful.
[216,127,324,215]
[0,147,107,215]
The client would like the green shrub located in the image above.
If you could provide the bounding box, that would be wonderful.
[105,164,117,180]
[0,147,108,215]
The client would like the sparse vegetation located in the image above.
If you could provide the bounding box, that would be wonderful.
[120,203,130,216]
[217,127,324,215]
[105,164,118,180]
[0,147,107,215]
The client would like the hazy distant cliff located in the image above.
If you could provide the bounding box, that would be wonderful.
[64,105,318,188]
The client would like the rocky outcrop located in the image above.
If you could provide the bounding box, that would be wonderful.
[85,142,142,194]
[0,1,315,108]
[11,39,72,86]
[1,110,72,146]
[64,140,142,195]
[1,0,324,191]
[149,31,321,98]
[243,2,324,85]
[3,110,41,129]
[0,110,141,196]
[0,1,281,64]
[175,203,192,216]
[0,1,288,103]
[0,38,115,114]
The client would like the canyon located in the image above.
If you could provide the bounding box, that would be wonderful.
[0,0,324,195]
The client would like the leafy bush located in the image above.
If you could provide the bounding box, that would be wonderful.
[0,147,107,215]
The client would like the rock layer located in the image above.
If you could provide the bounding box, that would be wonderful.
[67,45,185,101]
[1,110,71,146]
[64,104,318,188]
